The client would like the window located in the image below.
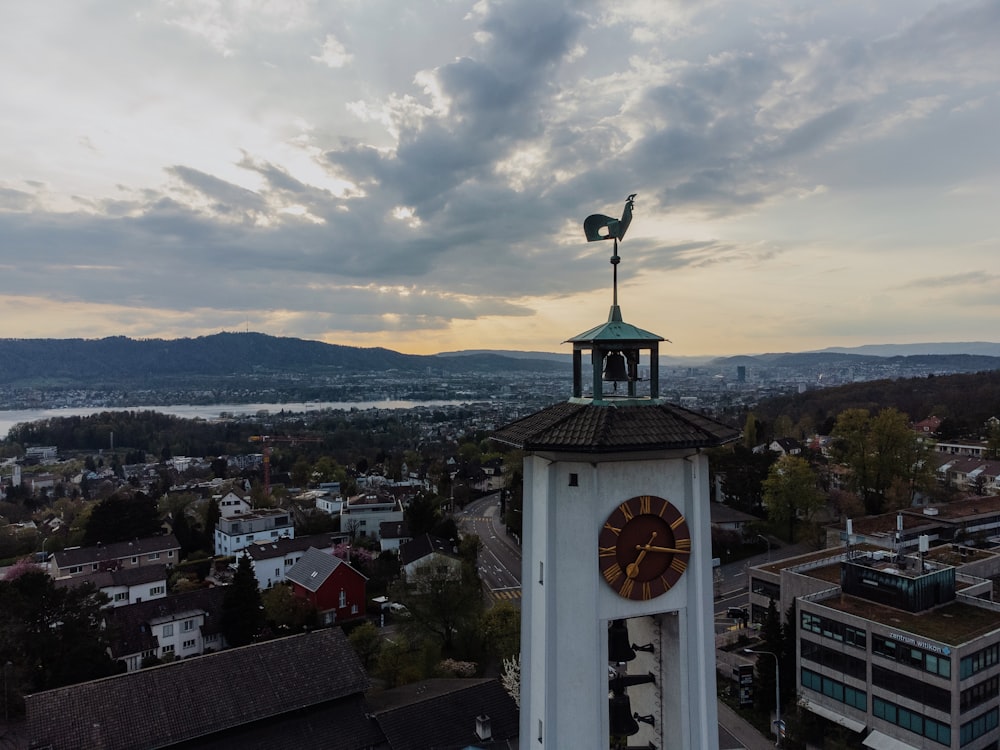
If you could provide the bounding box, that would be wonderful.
[69,566,82,574]
[147,552,160,560]
[961,677,999,713]
[351,604,358,615]
[271,531,279,537]
[182,620,194,632]
[961,707,999,746]
[163,624,173,637]
[961,643,1000,679]
[149,585,165,596]
[182,639,196,649]
[131,556,138,564]
[873,636,951,678]
[114,592,128,602]
[873,697,950,746]
[161,645,174,655]
[801,668,867,711]
[339,590,347,608]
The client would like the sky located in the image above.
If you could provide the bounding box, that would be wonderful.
[1,1,998,358]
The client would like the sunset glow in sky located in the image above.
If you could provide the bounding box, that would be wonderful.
[1,1,998,356]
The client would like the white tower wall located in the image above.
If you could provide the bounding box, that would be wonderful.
[519,449,720,749]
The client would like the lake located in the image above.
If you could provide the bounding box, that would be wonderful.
[0,399,484,440]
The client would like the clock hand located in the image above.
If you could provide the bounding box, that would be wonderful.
[635,544,691,555]
[626,532,657,579]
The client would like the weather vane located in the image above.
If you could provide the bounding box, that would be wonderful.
[583,193,636,307]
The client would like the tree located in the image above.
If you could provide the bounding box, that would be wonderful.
[374,635,422,688]
[83,492,163,546]
[347,621,383,672]
[204,496,221,540]
[762,455,825,542]
[261,582,316,634]
[480,600,520,662]
[404,491,441,537]
[221,555,264,647]
[831,408,933,515]
[394,558,484,654]
[0,571,122,717]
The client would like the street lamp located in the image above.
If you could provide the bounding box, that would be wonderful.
[745,648,781,746]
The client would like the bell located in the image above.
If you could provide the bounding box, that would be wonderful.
[603,352,629,382]
[608,619,636,663]
[609,692,640,737]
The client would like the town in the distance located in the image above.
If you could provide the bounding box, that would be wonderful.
[2,337,1000,749]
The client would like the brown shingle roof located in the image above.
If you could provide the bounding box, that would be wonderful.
[492,400,739,452]
[25,629,370,750]
[368,678,518,750]
[53,534,180,568]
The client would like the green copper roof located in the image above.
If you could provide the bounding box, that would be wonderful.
[565,305,663,344]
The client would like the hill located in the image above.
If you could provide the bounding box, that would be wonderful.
[0,333,565,385]
[750,370,1000,438]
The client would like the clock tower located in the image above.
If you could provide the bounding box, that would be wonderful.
[493,196,739,749]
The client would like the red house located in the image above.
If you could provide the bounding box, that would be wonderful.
[285,547,368,625]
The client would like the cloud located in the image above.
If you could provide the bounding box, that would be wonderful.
[1,0,998,354]
[312,33,352,68]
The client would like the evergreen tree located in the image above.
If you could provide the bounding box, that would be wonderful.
[82,492,162,545]
[221,555,264,647]
[0,570,122,717]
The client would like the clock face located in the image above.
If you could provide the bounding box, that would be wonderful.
[598,495,691,601]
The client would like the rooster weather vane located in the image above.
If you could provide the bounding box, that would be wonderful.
[584,193,636,307]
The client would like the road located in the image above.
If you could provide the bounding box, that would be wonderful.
[459,492,522,607]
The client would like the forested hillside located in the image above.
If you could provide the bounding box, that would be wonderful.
[0,332,564,385]
[749,370,1000,438]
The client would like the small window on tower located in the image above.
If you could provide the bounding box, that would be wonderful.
[568,473,578,486]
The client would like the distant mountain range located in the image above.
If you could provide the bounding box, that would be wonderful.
[2,334,999,386]
[0,333,565,386]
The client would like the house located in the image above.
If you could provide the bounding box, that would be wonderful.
[367,678,519,750]
[102,585,228,671]
[399,533,463,581]
[379,521,411,553]
[912,415,942,436]
[936,457,1000,495]
[768,437,802,456]
[285,547,368,626]
[54,563,168,607]
[50,534,180,578]
[213,509,294,556]
[709,503,758,536]
[25,629,382,749]
[241,532,344,590]
[216,490,252,519]
[340,492,404,540]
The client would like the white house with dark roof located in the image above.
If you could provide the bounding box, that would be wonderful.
[213,509,294,556]
[216,490,253,519]
[50,534,180,578]
[379,521,411,553]
[54,563,168,607]
[241,532,344,590]
[399,534,463,582]
[102,586,228,671]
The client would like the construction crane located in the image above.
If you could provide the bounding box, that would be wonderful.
[248,434,323,495]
